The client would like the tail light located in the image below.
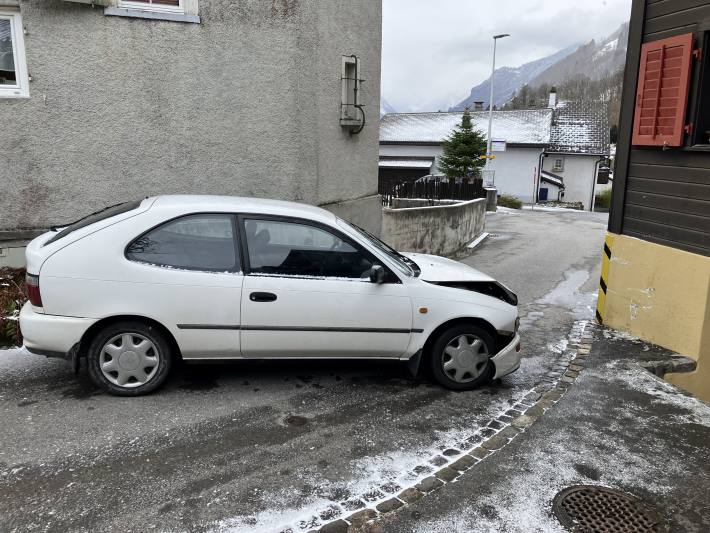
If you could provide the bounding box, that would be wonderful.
[26,273,43,307]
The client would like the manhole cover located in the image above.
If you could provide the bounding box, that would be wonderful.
[552,485,666,532]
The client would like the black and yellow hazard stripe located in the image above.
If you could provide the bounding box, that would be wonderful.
[596,234,614,324]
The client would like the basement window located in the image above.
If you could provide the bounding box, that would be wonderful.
[0,11,29,99]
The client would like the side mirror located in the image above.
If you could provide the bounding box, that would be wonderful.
[369,264,385,284]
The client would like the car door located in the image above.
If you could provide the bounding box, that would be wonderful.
[239,216,413,358]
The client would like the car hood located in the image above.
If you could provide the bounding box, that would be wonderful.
[402,253,495,282]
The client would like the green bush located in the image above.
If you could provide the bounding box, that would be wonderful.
[498,194,523,209]
[595,188,613,209]
[0,268,27,347]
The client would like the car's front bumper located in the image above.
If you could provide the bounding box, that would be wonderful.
[491,333,522,379]
[20,302,95,358]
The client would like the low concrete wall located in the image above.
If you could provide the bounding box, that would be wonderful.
[381,198,486,256]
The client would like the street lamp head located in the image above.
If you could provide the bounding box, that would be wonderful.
[493,33,510,40]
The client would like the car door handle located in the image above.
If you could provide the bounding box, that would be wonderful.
[250,292,277,303]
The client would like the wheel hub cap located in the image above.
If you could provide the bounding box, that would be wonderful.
[118,351,140,371]
[99,333,160,388]
[442,334,490,383]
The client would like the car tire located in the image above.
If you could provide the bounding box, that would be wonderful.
[429,325,495,391]
[86,321,173,396]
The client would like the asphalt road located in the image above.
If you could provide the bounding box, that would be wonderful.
[0,207,609,533]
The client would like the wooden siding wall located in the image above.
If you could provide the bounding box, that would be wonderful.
[610,0,710,256]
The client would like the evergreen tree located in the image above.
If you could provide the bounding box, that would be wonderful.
[438,108,487,179]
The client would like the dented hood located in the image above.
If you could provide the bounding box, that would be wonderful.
[402,253,495,283]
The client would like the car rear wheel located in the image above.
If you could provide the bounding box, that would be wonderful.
[430,325,495,391]
[86,321,172,396]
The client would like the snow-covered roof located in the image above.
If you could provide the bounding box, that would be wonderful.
[549,101,609,154]
[378,159,433,169]
[380,109,553,146]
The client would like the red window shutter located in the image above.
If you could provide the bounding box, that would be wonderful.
[632,33,695,147]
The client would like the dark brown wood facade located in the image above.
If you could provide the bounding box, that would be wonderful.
[610,0,710,256]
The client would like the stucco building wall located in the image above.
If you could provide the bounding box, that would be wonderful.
[542,154,602,210]
[1,0,382,236]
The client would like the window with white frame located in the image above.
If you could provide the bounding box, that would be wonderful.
[0,11,29,98]
[552,157,565,172]
[119,0,183,13]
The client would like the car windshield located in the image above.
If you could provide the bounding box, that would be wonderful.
[340,220,420,277]
[44,200,143,246]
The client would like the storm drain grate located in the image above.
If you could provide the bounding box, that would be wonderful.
[552,485,666,532]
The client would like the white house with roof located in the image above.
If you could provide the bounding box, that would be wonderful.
[539,101,611,209]
[379,97,610,210]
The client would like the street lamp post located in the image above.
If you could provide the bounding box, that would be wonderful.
[485,33,510,175]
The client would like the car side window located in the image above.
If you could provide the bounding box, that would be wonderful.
[244,219,373,279]
[127,214,239,272]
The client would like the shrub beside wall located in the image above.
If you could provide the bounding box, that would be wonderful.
[497,194,523,209]
[0,268,26,347]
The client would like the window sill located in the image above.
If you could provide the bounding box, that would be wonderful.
[104,7,200,24]
[0,90,29,99]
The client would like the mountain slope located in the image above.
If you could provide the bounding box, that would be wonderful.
[449,45,578,112]
[529,23,628,87]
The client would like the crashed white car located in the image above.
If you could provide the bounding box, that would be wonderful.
[20,196,521,396]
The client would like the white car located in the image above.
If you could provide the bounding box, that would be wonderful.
[20,196,521,396]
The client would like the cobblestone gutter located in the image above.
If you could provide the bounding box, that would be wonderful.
[274,320,593,533]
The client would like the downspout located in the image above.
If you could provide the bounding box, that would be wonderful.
[536,150,545,203]
[590,156,605,212]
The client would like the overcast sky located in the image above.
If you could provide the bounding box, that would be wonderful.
[382,0,632,112]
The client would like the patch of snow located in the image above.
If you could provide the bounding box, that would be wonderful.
[522,205,583,213]
[467,232,489,249]
[600,362,710,426]
[491,207,520,215]
[602,329,641,342]
[594,37,619,60]
[547,338,569,355]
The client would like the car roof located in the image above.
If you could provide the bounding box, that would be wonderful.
[150,195,338,224]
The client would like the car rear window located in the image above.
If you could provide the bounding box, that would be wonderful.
[44,200,143,247]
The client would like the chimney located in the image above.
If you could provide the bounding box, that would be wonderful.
[548,87,558,108]
[473,101,484,111]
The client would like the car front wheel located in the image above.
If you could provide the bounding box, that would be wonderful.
[430,325,495,391]
[86,321,172,396]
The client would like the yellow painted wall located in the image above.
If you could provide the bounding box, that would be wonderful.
[600,233,710,402]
